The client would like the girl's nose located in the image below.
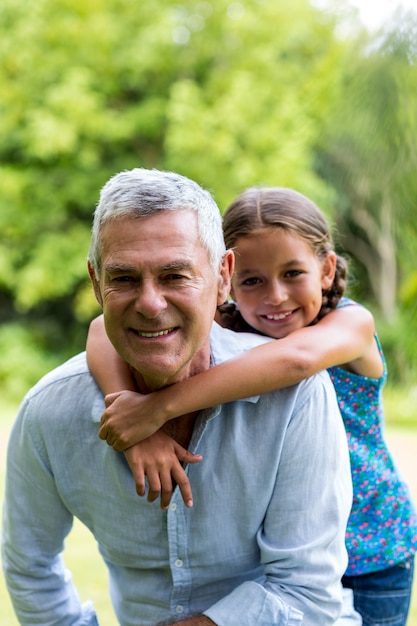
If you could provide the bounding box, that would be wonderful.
[264,280,287,305]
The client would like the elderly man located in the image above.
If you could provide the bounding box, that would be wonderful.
[3,168,352,626]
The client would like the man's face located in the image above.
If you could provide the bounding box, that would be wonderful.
[89,210,232,391]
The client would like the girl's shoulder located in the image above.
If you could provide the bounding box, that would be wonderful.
[331,297,387,383]
[335,297,375,324]
[335,297,378,329]
[336,296,362,310]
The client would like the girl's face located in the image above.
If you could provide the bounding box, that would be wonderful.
[231,228,336,339]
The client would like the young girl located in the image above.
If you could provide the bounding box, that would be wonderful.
[87,187,416,626]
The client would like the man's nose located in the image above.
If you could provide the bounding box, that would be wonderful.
[134,280,167,319]
[264,280,287,305]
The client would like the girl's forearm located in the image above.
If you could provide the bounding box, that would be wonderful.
[90,306,375,431]
[87,315,136,393]
[154,335,322,422]
[153,311,371,424]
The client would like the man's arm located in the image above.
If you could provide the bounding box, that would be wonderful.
[201,372,352,625]
[2,396,98,626]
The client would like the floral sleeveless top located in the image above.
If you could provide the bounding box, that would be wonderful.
[328,298,417,575]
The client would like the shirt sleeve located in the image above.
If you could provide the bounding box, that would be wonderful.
[2,397,100,626]
[204,372,352,626]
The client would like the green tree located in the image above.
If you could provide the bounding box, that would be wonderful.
[315,14,417,320]
[0,0,345,396]
[163,0,344,209]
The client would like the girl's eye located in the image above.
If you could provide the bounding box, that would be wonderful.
[285,270,303,278]
[241,277,262,286]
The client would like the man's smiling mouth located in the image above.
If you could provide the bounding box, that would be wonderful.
[135,328,175,338]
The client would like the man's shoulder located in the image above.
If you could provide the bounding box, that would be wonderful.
[11,352,104,460]
[209,322,336,405]
[24,351,101,411]
[209,321,272,365]
[209,321,334,386]
[28,351,90,390]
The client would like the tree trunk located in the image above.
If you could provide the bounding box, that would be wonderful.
[339,190,397,320]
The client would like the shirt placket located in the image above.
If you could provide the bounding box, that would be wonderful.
[167,491,192,618]
[166,406,218,620]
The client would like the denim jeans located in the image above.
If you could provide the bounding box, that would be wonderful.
[342,556,415,626]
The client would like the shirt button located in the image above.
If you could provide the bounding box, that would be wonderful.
[176,605,184,614]
[175,559,183,568]
[170,503,177,511]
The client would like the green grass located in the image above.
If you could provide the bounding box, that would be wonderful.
[384,384,417,429]
[1,389,417,625]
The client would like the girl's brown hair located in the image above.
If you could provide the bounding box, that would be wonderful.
[220,187,347,331]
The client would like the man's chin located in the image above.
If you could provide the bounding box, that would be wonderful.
[129,361,184,393]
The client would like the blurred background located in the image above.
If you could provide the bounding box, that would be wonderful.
[0,0,416,401]
[0,0,416,623]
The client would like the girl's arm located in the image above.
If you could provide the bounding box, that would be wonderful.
[87,315,136,392]
[90,304,381,451]
[124,431,201,510]
[87,315,202,509]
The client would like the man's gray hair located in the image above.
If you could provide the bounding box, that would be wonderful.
[88,168,226,277]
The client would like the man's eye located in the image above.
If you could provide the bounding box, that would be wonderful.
[113,275,134,282]
[165,274,187,281]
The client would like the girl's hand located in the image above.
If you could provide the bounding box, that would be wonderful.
[123,430,203,509]
[99,390,164,451]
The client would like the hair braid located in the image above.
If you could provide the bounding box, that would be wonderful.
[317,255,348,321]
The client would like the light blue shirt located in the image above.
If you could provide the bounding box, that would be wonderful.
[2,322,352,626]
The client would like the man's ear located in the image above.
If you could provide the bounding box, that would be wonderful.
[88,261,104,308]
[217,250,234,305]
[321,252,337,290]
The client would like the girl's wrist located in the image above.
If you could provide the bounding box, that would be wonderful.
[158,384,189,424]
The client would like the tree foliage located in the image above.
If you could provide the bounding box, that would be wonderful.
[315,13,417,320]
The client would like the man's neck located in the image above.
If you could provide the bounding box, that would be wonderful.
[131,344,211,394]
[131,346,211,446]
[162,413,197,449]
